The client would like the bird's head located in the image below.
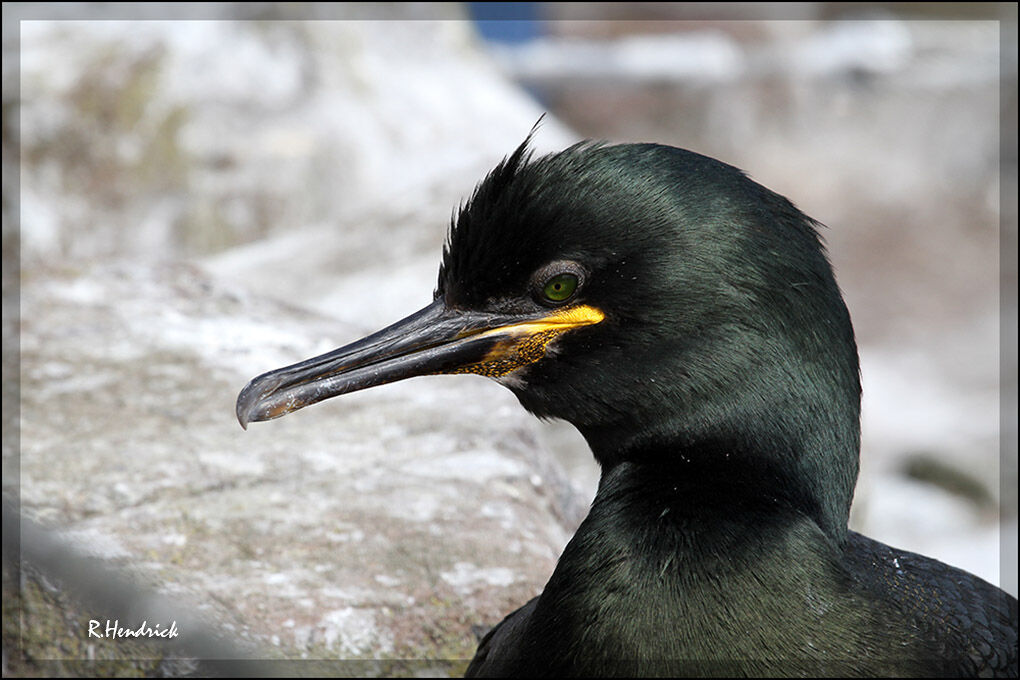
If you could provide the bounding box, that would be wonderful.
[237,137,861,539]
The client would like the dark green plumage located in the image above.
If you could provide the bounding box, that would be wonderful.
[443,140,860,542]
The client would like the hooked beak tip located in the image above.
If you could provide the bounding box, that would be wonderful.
[236,380,258,430]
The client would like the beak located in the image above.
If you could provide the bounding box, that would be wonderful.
[236,299,604,429]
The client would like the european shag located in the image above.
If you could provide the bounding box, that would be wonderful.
[236,137,1018,676]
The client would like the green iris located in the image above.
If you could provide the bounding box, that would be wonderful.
[543,273,578,302]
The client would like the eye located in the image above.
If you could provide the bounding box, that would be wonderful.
[543,273,578,303]
[533,260,586,306]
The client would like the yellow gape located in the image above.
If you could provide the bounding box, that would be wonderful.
[450,305,605,378]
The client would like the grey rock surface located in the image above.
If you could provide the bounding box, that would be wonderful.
[17,260,584,662]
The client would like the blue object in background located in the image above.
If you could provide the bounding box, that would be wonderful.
[467,2,543,44]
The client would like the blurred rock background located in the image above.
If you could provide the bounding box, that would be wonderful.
[3,2,1016,674]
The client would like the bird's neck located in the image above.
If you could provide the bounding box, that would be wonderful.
[589,457,826,546]
[576,402,855,543]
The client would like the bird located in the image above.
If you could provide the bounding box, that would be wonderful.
[236,134,1018,676]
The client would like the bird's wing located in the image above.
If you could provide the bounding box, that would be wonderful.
[845,531,1018,677]
[465,596,539,678]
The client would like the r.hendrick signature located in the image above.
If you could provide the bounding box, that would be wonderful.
[88,619,179,639]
